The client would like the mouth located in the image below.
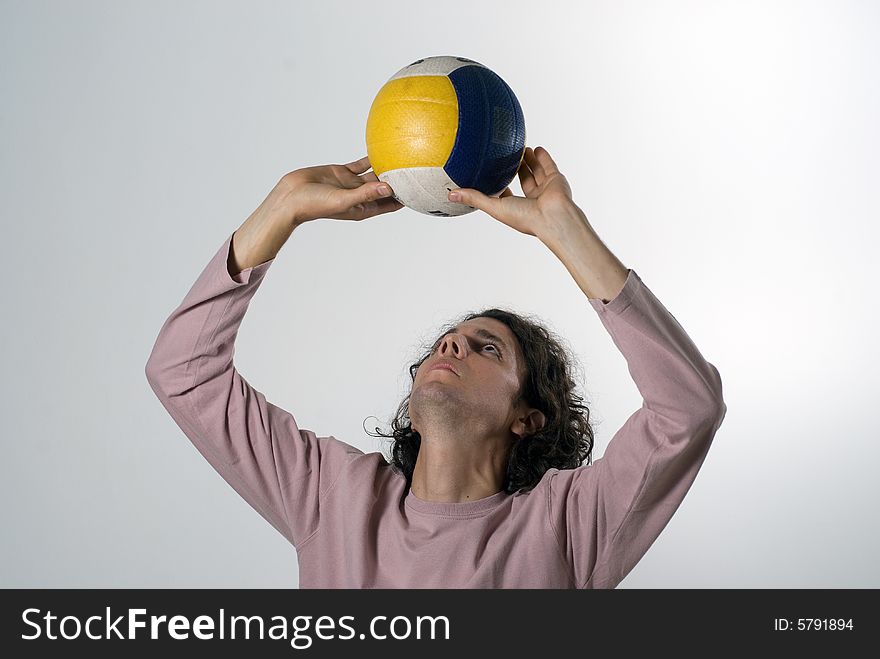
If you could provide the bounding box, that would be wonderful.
[430,364,459,376]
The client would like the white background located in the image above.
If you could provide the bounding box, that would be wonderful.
[2,0,877,587]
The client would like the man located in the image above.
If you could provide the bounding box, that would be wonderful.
[146,146,726,587]
[376,306,594,507]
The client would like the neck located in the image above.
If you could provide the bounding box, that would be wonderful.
[410,430,510,503]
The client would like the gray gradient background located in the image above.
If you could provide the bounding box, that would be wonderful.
[2,0,877,588]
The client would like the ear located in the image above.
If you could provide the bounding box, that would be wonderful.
[511,408,546,439]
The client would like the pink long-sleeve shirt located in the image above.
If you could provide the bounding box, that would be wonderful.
[145,231,726,588]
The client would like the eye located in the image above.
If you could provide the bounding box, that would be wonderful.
[483,343,502,357]
[430,335,502,358]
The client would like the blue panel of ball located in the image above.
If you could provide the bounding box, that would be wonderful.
[445,65,526,195]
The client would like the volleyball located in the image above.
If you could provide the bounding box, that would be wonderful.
[365,55,526,217]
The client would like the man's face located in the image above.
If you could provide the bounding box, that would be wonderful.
[409,317,527,438]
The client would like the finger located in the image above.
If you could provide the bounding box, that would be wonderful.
[518,156,537,194]
[345,156,372,175]
[346,180,394,209]
[533,146,559,176]
[372,196,405,215]
[524,147,545,181]
[448,187,490,213]
[355,196,405,217]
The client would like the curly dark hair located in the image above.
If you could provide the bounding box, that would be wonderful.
[366,308,595,497]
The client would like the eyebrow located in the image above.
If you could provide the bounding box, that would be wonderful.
[434,327,511,354]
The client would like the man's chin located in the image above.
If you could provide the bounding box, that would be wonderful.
[410,386,469,419]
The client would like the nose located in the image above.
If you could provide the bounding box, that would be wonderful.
[436,333,468,359]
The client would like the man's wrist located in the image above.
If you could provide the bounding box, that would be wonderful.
[536,204,590,249]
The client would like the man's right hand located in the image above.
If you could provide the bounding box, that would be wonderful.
[279,156,405,226]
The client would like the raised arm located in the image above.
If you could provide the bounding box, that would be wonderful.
[145,160,403,547]
[451,146,726,588]
[229,156,403,274]
[549,263,725,588]
[537,186,724,590]
[446,145,627,303]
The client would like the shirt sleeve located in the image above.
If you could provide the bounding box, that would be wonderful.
[145,231,363,549]
[547,269,727,589]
